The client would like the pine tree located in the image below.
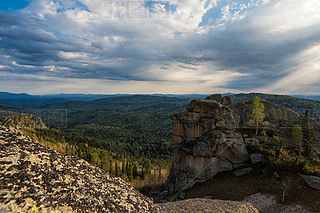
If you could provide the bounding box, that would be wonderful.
[140,166,145,179]
[293,124,303,158]
[115,161,119,177]
[127,162,133,181]
[133,163,138,179]
[109,160,113,174]
[158,165,162,181]
[143,159,152,176]
[121,160,125,178]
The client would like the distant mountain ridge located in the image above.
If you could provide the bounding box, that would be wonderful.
[1,91,320,107]
[0,92,232,106]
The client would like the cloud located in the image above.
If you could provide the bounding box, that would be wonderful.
[0,0,320,94]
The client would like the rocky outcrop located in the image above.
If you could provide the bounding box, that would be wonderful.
[164,94,320,198]
[230,100,320,148]
[156,198,258,213]
[166,96,249,193]
[165,94,320,195]
[0,126,156,212]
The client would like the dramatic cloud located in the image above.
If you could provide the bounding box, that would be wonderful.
[0,0,319,94]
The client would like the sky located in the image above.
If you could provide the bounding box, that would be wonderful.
[0,0,320,95]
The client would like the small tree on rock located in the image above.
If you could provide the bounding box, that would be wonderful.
[248,97,267,136]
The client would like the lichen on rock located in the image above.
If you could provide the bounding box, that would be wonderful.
[0,126,157,212]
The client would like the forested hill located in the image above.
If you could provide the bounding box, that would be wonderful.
[231,93,320,118]
[35,95,190,160]
[0,101,21,111]
[2,94,320,161]
[38,95,189,111]
[30,94,320,160]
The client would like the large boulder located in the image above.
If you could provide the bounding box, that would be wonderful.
[167,97,250,193]
[301,175,320,190]
[186,99,232,115]
[205,94,223,102]
[243,193,277,212]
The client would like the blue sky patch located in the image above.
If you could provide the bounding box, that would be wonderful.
[0,0,29,11]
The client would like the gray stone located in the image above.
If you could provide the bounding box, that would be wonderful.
[301,175,320,190]
[233,167,253,177]
[245,138,260,145]
[243,193,276,212]
[250,154,263,164]
[179,192,186,200]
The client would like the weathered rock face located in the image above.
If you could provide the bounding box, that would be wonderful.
[165,94,320,195]
[230,101,301,128]
[166,97,249,192]
[0,126,156,212]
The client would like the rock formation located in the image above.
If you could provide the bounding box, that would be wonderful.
[165,94,320,195]
[0,126,156,212]
[230,100,320,148]
[165,97,249,193]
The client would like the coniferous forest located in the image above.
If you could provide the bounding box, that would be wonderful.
[1,93,320,191]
